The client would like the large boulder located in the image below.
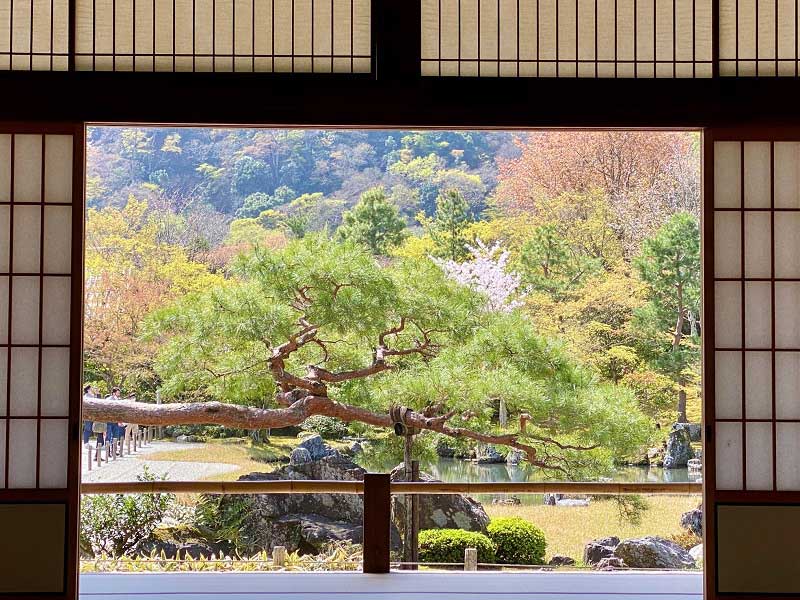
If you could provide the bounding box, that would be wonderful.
[680,504,703,537]
[689,544,703,563]
[583,536,619,565]
[290,447,312,465]
[390,463,490,532]
[297,434,337,461]
[506,449,524,466]
[476,445,505,464]
[208,454,373,555]
[673,422,702,443]
[664,424,694,469]
[614,536,696,569]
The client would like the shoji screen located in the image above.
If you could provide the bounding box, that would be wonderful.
[718,0,800,76]
[0,0,70,69]
[707,131,800,597]
[0,126,83,599]
[421,0,713,76]
[73,0,371,72]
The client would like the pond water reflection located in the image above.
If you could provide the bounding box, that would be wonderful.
[356,456,702,506]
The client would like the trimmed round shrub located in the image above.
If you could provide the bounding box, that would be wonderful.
[486,517,547,565]
[418,529,496,566]
[300,415,349,439]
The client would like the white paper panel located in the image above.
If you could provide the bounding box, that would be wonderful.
[777,422,800,490]
[9,347,38,417]
[421,0,710,77]
[0,0,70,71]
[774,212,800,278]
[8,419,37,488]
[42,206,71,274]
[41,276,70,345]
[719,0,800,77]
[745,351,772,419]
[0,348,6,417]
[744,142,772,208]
[775,282,800,348]
[10,276,39,345]
[44,135,73,204]
[0,135,10,203]
[744,282,771,348]
[0,205,9,272]
[716,281,742,348]
[744,211,771,278]
[11,205,41,273]
[717,422,744,490]
[715,142,742,208]
[716,351,743,419]
[714,211,741,278]
[776,352,800,419]
[39,419,68,488]
[40,347,68,417]
[74,0,371,72]
[775,142,800,208]
[0,276,7,344]
[12,135,42,203]
[746,421,774,490]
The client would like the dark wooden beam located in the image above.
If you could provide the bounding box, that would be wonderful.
[2,72,800,128]
[362,473,391,574]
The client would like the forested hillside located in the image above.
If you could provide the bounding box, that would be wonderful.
[85,128,702,461]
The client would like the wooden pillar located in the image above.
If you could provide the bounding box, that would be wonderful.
[362,473,391,574]
[272,546,287,568]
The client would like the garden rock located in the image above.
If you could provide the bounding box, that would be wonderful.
[476,444,505,464]
[596,557,627,571]
[689,544,703,563]
[583,536,620,565]
[506,449,524,465]
[297,434,337,461]
[290,447,313,465]
[673,422,702,442]
[348,441,363,455]
[687,458,702,471]
[209,455,483,555]
[133,526,221,559]
[680,504,703,537]
[390,463,490,533]
[548,555,575,566]
[664,424,694,469]
[614,536,696,569]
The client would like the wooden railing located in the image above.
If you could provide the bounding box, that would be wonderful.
[80,476,702,574]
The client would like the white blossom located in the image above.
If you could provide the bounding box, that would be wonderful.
[432,239,524,313]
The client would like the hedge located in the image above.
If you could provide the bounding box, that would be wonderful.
[486,517,547,565]
[418,529,496,565]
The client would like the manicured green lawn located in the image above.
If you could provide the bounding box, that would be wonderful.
[485,494,700,565]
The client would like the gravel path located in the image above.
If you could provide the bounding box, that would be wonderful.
[81,441,239,482]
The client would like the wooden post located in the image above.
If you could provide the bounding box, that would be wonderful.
[362,473,391,574]
[156,390,163,439]
[87,446,92,471]
[133,430,137,452]
[111,441,116,460]
[95,445,101,467]
[410,460,419,570]
[272,546,287,568]
[402,434,413,569]
[464,548,478,571]
[127,436,131,455]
